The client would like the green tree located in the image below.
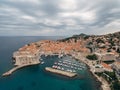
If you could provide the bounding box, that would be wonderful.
[86,54,98,60]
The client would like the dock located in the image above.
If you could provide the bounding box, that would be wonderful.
[45,67,77,77]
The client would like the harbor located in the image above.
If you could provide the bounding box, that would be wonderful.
[38,55,85,77]
[1,39,113,90]
[42,55,86,77]
[1,49,111,90]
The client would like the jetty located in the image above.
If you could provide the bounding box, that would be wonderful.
[45,67,77,77]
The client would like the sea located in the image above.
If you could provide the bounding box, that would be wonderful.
[0,36,101,90]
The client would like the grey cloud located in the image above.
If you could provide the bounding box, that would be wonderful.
[0,0,120,36]
[89,0,120,26]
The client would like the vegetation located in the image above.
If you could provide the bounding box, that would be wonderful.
[59,31,120,54]
[59,33,88,42]
[104,71,116,80]
[96,38,105,43]
[117,48,120,53]
[86,54,98,60]
[103,61,115,64]
[27,44,30,46]
[83,35,90,40]
[96,71,120,90]
[105,71,120,90]
[112,81,120,90]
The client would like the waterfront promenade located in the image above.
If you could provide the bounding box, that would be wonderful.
[71,53,111,90]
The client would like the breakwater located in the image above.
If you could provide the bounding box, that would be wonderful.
[2,62,40,76]
[45,67,77,77]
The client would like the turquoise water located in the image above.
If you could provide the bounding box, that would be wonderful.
[0,37,100,90]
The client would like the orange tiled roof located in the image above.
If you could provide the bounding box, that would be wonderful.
[101,62,112,70]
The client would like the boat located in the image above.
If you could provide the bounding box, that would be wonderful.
[61,68,64,70]
[71,66,73,68]
[58,54,63,58]
[54,62,57,64]
[53,65,57,69]
[41,61,44,64]
[78,68,82,70]
[59,61,62,63]
[57,66,61,69]
[72,70,76,73]
[52,65,55,68]
[74,67,77,69]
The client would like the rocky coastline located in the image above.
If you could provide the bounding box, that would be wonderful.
[71,53,111,90]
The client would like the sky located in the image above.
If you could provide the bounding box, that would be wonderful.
[0,0,120,36]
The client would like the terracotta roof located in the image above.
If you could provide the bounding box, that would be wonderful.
[101,62,112,70]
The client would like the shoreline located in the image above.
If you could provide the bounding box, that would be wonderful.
[72,54,111,90]
[2,52,111,90]
[86,65,102,90]
[2,53,111,90]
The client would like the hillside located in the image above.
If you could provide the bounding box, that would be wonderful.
[59,31,120,54]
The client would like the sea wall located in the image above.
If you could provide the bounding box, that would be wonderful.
[45,67,77,77]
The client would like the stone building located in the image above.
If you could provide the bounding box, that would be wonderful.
[13,51,40,66]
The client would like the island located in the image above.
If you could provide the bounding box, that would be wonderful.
[2,31,120,90]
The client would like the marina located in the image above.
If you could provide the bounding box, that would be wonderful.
[40,55,86,77]
[52,59,86,73]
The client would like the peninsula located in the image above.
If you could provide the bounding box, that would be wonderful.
[2,31,120,90]
[2,38,88,76]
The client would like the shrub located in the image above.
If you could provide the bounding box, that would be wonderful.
[86,54,98,60]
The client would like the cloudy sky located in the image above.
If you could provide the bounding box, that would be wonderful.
[0,0,120,36]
